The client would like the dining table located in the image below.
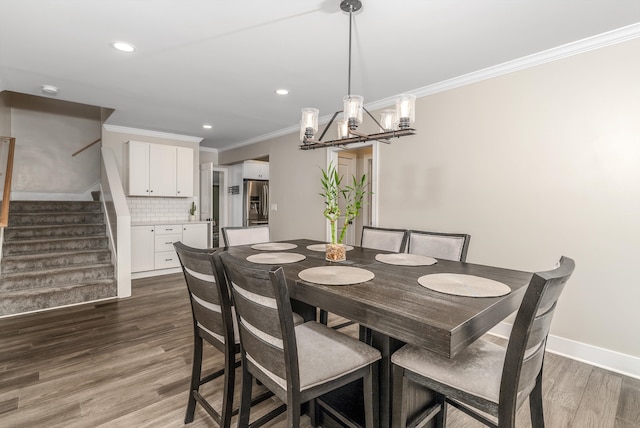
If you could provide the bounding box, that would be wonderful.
[225,238,533,428]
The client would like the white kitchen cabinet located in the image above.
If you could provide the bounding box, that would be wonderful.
[182,223,208,249]
[125,141,193,197]
[242,160,269,180]
[131,225,155,272]
[131,222,209,274]
[176,146,194,197]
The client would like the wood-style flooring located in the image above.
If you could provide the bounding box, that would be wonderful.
[1,273,638,427]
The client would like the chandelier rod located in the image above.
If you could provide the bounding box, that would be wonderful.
[347,4,353,97]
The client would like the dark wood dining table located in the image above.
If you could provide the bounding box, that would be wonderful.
[225,238,533,428]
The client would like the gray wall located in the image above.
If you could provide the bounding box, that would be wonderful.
[220,37,640,360]
[0,92,11,137]
[10,93,101,197]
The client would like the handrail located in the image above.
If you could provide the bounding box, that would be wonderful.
[0,137,16,228]
[72,138,101,157]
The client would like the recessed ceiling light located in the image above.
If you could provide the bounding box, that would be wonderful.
[202,124,213,129]
[275,89,289,95]
[111,41,136,52]
[41,85,59,95]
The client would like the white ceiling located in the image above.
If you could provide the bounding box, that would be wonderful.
[1,0,639,150]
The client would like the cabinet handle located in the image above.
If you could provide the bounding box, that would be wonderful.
[165,258,173,261]
[177,190,181,193]
[165,241,172,244]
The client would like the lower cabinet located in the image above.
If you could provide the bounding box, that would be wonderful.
[131,223,208,273]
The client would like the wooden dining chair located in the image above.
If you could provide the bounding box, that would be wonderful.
[391,256,575,428]
[406,230,471,262]
[360,225,409,253]
[174,242,275,427]
[221,225,270,247]
[216,251,382,428]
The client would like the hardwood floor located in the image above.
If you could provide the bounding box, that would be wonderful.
[1,273,638,427]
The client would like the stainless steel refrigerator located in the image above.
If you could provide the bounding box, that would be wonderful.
[243,179,268,227]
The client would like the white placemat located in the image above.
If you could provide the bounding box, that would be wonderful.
[251,242,298,251]
[375,253,437,266]
[306,243,354,252]
[246,252,306,264]
[298,266,374,286]
[417,273,511,297]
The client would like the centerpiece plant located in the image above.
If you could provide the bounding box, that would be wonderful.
[320,162,369,261]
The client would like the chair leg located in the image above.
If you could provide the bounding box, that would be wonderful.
[392,364,408,428]
[363,364,379,428]
[529,370,545,428]
[237,365,253,428]
[435,394,447,428]
[286,396,301,428]
[185,334,203,424]
[219,345,236,428]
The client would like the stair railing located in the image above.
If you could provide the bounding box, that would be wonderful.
[0,137,16,228]
[72,138,101,157]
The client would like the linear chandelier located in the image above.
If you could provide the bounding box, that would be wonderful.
[299,0,417,151]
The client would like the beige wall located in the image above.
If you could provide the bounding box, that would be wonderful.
[0,91,11,137]
[10,93,101,196]
[220,38,640,359]
[199,148,218,165]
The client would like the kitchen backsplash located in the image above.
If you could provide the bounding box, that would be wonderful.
[127,197,196,223]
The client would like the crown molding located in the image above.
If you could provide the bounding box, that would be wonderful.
[199,146,218,153]
[228,22,640,150]
[102,124,203,143]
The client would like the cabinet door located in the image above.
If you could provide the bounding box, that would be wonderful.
[182,223,208,249]
[149,144,176,196]
[176,147,194,197]
[131,226,155,272]
[127,141,150,196]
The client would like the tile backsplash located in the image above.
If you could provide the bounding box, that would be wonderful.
[127,197,196,223]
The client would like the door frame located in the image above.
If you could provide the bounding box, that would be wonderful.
[326,141,379,243]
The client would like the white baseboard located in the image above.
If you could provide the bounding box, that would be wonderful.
[489,322,640,380]
[131,267,181,279]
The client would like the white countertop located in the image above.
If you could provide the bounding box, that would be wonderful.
[131,220,211,226]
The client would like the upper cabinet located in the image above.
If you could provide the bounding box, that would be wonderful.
[242,160,269,180]
[125,141,193,197]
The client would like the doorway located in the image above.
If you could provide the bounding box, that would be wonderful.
[328,143,377,246]
[200,164,228,247]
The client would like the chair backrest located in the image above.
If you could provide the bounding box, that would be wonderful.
[174,242,235,353]
[222,225,270,247]
[216,251,300,396]
[406,230,471,262]
[361,226,408,252]
[499,256,575,423]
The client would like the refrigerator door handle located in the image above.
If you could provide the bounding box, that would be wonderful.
[263,184,268,217]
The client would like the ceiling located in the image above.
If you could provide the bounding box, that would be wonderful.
[1,0,639,150]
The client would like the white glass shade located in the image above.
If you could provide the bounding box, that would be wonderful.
[300,108,319,142]
[395,94,416,129]
[379,109,397,132]
[337,119,349,139]
[343,95,364,129]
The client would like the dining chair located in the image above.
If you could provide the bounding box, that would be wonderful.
[406,230,471,262]
[216,251,382,428]
[391,256,575,428]
[175,242,287,426]
[360,225,409,253]
[221,225,270,247]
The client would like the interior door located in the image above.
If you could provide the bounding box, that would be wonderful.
[337,154,356,246]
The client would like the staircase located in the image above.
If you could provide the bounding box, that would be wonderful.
[0,200,117,317]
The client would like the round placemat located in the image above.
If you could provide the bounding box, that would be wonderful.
[298,266,374,286]
[251,242,298,251]
[306,243,354,252]
[417,273,511,297]
[375,253,437,266]
[246,252,306,264]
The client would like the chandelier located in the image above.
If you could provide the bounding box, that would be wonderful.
[299,0,417,150]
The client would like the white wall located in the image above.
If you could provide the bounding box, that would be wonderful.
[220,37,640,364]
